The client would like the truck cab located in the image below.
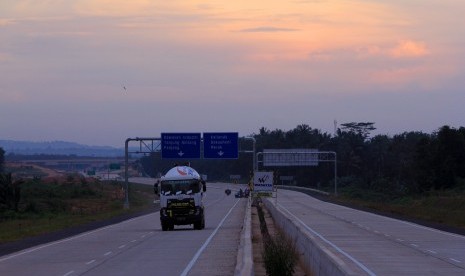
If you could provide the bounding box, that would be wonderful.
[155,166,206,231]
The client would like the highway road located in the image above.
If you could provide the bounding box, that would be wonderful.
[0,180,248,276]
[267,189,465,275]
[4,177,464,275]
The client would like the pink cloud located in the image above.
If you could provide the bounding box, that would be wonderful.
[0,19,15,27]
[371,66,427,84]
[389,40,429,58]
[369,62,456,90]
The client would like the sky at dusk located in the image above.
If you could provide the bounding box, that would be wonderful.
[1,0,465,147]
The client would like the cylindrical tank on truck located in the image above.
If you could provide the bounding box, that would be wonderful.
[154,166,206,231]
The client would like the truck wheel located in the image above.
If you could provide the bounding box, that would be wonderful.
[194,221,202,230]
[169,223,174,231]
[161,222,168,231]
[201,216,205,229]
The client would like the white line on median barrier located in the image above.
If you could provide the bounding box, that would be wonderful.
[278,203,377,276]
[180,199,241,276]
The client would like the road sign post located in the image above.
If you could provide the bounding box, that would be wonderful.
[253,171,274,197]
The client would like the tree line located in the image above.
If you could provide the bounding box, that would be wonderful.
[140,123,465,199]
[2,122,464,206]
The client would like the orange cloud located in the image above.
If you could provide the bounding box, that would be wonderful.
[0,19,15,27]
[0,53,9,61]
[371,66,427,84]
[369,61,456,90]
[390,40,429,58]
[74,0,159,16]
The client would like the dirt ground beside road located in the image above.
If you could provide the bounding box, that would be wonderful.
[251,200,310,276]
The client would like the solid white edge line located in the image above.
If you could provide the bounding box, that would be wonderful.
[0,183,237,263]
[86,260,96,265]
[282,189,465,240]
[0,211,159,263]
[320,195,465,240]
[180,199,241,276]
[63,270,74,276]
[278,203,377,276]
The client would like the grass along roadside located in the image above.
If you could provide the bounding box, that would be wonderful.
[252,198,309,276]
[283,186,465,235]
[0,179,156,244]
[331,189,465,232]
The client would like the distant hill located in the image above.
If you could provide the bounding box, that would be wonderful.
[0,140,124,157]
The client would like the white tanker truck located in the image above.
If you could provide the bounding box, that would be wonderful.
[154,166,206,231]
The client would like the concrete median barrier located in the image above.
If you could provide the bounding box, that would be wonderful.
[263,198,369,276]
[234,197,254,276]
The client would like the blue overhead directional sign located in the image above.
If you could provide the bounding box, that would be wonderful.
[161,133,201,159]
[203,132,239,159]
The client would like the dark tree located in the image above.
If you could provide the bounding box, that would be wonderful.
[139,123,465,196]
[340,122,376,139]
[0,147,4,173]
[0,173,22,212]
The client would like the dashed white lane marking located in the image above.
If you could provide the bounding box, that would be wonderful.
[278,204,377,276]
[141,235,146,238]
[340,215,463,266]
[180,199,241,276]
[0,212,160,262]
[63,271,74,276]
[320,196,465,240]
[104,251,112,256]
[279,190,465,271]
[86,260,96,265]
[131,240,137,243]
[119,244,126,249]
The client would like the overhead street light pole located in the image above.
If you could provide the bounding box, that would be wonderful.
[124,137,162,209]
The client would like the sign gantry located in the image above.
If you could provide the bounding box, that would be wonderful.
[124,133,255,208]
[256,150,338,196]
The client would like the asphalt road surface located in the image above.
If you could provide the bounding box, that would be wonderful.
[0,181,247,276]
[268,189,465,275]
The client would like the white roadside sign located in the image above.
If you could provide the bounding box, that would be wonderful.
[253,171,274,192]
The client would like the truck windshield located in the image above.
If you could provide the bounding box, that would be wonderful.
[160,180,200,195]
